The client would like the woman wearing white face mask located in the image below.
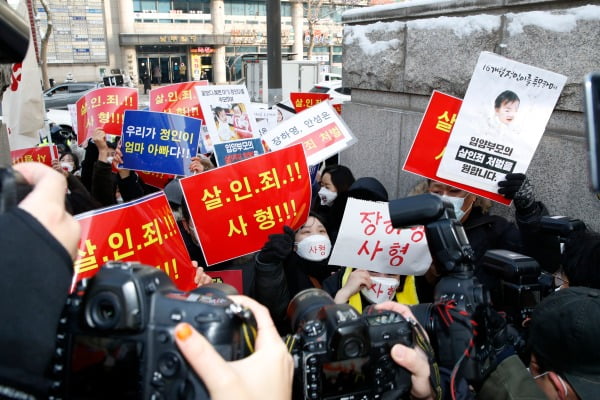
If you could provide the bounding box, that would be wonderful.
[312,164,355,245]
[51,152,101,214]
[253,213,341,334]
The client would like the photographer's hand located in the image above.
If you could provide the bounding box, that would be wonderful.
[14,162,81,260]
[376,302,437,400]
[174,295,294,400]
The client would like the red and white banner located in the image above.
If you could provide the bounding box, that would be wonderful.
[402,90,511,205]
[329,198,432,275]
[290,92,330,113]
[180,144,311,265]
[1,25,45,149]
[72,192,195,292]
[75,87,138,145]
[11,145,58,167]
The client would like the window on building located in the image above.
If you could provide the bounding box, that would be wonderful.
[157,0,170,12]
[140,0,156,11]
[281,3,291,17]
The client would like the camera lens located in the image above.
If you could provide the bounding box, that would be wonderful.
[86,291,122,330]
[287,288,335,332]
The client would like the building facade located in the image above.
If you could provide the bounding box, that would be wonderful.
[34,0,367,86]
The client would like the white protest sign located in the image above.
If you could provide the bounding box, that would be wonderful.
[437,51,567,194]
[195,84,260,146]
[328,198,432,275]
[261,101,357,166]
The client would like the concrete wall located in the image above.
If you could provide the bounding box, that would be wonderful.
[340,0,600,230]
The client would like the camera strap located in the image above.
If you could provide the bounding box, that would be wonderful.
[410,319,443,400]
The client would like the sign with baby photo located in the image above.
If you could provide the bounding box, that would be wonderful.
[437,51,567,194]
[403,90,511,205]
[328,198,432,275]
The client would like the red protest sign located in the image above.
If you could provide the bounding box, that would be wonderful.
[137,171,175,189]
[73,192,195,292]
[11,145,58,167]
[180,144,311,265]
[75,87,138,145]
[290,92,330,112]
[402,90,511,205]
[209,269,244,294]
[149,81,208,119]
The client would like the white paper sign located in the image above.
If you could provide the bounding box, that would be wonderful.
[328,198,432,275]
[195,84,260,146]
[261,101,357,166]
[437,51,567,194]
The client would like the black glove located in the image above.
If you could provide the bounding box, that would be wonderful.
[257,226,295,264]
[497,173,535,213]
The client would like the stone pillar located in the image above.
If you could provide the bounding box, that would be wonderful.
[117,1,137,85]
[211,0,226,84]
[291,0,304,60]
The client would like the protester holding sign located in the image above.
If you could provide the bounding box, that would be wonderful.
[253,212,340,334]
[90,128,146,206]
[322,177,421,311]
[411,175,550,303]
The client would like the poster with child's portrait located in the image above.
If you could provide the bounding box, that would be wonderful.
[437,52,567,196]
[195,85,260,146]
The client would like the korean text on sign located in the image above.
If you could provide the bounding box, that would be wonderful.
[328,198,432,275]
[402,90,512,205]
[73,192,195,292]
[120,110,202,176]
[261,101,357,166]
[180,144,311,265]
[75,87,138,145]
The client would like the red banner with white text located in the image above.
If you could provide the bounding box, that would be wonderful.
[76,87,138,145]
[72,192,194,292]
[180,144,311,265]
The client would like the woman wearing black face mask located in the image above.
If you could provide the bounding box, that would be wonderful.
[252,212,340,334]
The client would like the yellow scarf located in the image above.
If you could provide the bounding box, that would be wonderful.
[341,267,419,313]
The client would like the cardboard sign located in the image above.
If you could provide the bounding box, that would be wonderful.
[328,198,432,275]
[73,192,195,292]
[213,138,265,166]
[290,92,330,112]
[403,91,511,205]
[180,144,311,265]
[437,52,567,196]
[75,87,138,145]
[261,101,357,166]
[120,110,202,176]
[11,145,58,167]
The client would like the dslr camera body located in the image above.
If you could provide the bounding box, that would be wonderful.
[389,194,495,384]
[55,261,256,400]
[287,288,415,400]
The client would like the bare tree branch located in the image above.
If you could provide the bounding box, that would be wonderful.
[39,0,52,90]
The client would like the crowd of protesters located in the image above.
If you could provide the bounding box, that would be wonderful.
[2,129,600,399]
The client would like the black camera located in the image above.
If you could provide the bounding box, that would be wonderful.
[389,194,496,385]
[56,261,256,400]
[287,288,414,400]
[0,167,32,213]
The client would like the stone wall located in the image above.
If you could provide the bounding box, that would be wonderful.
[340,0,600,230]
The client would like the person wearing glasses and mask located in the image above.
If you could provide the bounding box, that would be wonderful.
[410,173,549,302]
